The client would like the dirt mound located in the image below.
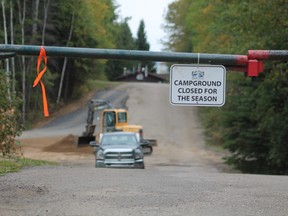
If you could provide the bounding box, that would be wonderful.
[43,134,92,154]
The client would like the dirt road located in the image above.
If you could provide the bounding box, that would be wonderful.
[18,82,227,171]
[1,83,288,216]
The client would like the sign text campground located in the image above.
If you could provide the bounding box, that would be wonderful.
[170,65,226,107]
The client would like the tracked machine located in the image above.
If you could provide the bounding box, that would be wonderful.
[77,99,156,153]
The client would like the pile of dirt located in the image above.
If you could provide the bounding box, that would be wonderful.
[43,134,92,154]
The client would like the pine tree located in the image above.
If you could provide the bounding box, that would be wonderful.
[105,18,137,80]
[135,19,155,72]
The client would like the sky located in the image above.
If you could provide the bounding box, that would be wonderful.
[115,0,175,52]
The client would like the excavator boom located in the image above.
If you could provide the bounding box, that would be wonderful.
[77,99,113,146]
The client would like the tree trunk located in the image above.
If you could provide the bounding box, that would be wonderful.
[57,13,75,103]
[41,0,50,45]
[31,0,39,44]
[2,0,11,99]
[17,0,26,124]
[10,0,15,95]
[26,0,40,114]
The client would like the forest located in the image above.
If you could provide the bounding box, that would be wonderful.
[1,0,288,174]
[0,0,151,123]
[164,0,288,174]
[0,0,151,156]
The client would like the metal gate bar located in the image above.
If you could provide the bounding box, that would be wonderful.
[0,44,287,76]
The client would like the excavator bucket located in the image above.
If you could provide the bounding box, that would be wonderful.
[77,136,96,147]
[77,125,96,147]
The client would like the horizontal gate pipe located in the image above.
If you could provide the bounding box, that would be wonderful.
[0,44,249,67]
[248,50,288,60]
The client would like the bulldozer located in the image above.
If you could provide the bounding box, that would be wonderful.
[77,99,156,152]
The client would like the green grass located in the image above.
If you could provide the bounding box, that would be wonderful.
[0,157,57,176]
[85,79,120,93]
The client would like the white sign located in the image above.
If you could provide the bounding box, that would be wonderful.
[170,64,226,107]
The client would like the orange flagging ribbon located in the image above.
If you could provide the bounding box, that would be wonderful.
[33,46,49,117]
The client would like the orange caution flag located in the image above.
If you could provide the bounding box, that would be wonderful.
[33,46,49,117]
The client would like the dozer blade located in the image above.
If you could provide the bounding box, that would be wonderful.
[77,136,96,147]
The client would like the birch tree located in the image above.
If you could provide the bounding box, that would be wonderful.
[57,12,75,103]
[41,0,50,45]
[10,0,15,94]
[26,0,39,111]
[1,0,11,99]
[17,0,26,124]
[31,0,39,43]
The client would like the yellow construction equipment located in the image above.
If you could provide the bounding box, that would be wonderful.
[77,99,156,150]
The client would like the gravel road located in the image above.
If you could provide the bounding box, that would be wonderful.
[1,83,288,216]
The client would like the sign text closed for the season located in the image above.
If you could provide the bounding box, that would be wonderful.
[170,65,226,107]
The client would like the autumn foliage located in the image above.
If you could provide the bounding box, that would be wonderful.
[0,73,22,156]
[164,0,288,174]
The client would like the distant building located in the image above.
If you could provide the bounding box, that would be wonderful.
[114,64,170,83]
[115,71,168,83]
[156,62,169,74]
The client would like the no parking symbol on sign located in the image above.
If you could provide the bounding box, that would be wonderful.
[170,64,226,107]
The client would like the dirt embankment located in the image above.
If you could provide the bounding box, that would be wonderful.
[19,135,94,163]
[18,89,100,162]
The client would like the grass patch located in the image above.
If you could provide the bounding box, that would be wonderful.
[86,80,119,91]
[77,80,120,97]
[0,157,57,176]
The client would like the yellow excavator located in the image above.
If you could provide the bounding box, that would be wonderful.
[77,99,156,151]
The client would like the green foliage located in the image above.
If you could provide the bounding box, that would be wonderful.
[105,18,157,80]
[0,0,120,125]
[136,20,150,51]
[254,64,288,173]
[164,0,194,52]
[45,0,117,101]
[165,0,288,174]
[0,160,21,175]
[0,157,57,176]
[221,75,268,173]
[135,20,155,72]
[221,64,288,174]
[0,72,23,156]
[105,18,137,80]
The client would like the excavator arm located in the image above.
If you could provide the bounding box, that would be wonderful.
[77,99,113,146]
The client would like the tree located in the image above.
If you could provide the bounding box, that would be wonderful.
[17,0,26,124]
[41,0,49,45]
[0,72,22,156]
[46,0,117,99]
[135,19,149,51]
[105,18,137,80]
[211,0,288,174]
[0,0,138,127]
[164,0,288,174]
[1,0,10,99]
[163,0,194,52]
[10,0,16,94]
[135,19,155,72]
[57,12,74,103]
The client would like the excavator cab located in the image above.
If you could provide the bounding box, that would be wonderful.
[77,100,132,145]
[102,109,128,133]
